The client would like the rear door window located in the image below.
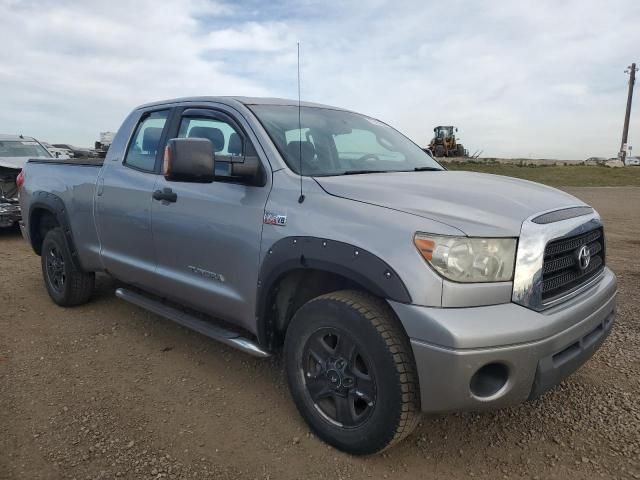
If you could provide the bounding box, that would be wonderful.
[124,110,169,172]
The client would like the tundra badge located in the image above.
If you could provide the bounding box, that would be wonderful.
[187,265,225,283]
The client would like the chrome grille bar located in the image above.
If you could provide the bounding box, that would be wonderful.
[512,207,604,311]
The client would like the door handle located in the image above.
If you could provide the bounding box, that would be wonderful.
[153,188,178,203]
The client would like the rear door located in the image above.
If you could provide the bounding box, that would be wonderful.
[95,109,170,287]
[150,106,271,333]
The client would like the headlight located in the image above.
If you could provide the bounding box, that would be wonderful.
[414,233,516,283]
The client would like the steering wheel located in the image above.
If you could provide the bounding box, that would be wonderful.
[355,154,381,165]
[357,154,380,163]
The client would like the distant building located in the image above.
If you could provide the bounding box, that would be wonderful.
[99,131,115,146]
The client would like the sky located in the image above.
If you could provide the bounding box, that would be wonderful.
[1,0,638,159]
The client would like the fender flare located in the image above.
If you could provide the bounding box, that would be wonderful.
[255,236,412,346]
[28,191,83,270]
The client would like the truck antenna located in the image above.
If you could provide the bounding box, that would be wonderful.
[297,42,305,204]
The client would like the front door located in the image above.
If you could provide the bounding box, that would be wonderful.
[96,109,169,287]
[150,107,271,333]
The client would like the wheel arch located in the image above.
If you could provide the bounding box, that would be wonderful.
[256,237,412,350]
[28,191,83,270]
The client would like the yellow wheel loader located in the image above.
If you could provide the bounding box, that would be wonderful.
[429,126,467,157]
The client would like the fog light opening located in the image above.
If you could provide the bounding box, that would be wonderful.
[470,363,509,398]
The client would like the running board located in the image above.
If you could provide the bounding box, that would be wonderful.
[115,288,271,358]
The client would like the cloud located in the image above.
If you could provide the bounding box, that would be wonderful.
[0,0,638,159]
[203,22,293,51]
[552,84,589,97]
[0,0,274,145]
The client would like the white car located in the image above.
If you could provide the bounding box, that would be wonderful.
[42,142,71,159]
[626,156,640,166]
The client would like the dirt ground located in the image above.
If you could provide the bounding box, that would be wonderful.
[1,187,639,480]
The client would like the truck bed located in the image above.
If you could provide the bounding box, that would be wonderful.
[21,157,104,270]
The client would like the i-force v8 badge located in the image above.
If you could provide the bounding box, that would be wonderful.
[263,212,287,226]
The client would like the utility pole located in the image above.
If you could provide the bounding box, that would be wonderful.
[619,63,638,164]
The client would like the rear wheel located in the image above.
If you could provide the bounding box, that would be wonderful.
[284,290,421,454]
[41,227,94,306]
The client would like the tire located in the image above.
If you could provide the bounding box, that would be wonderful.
[41,227,95,306]
[284,290,421,454]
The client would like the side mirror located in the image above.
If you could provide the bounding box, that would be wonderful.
[163,138,214,183]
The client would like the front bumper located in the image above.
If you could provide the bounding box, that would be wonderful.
[389,267,617,413]
[0,202,21,227]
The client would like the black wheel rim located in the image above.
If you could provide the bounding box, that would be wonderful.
[45,245,65,292]
[301,327,377,428]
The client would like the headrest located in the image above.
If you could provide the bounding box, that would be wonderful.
[142,127,163,153]
[188,126,224,152]
[286,141,315,165]
[228,132,242,155]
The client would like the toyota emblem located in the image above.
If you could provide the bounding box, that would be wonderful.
[577,245,591,270]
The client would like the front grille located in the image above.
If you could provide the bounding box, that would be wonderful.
[541,228,605,302]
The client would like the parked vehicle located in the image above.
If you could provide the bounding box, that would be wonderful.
[42,142,71,159]
[18,97,617,454]
[55,146,75,158]
[0,134,52,227]
[626,156,640,166]
[52,143,96,158]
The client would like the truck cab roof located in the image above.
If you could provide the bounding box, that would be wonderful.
[135,96,346,111]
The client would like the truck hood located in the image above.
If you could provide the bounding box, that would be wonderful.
[0,157,29,170]
[314,171,587,237]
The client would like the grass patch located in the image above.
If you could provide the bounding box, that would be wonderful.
[444,162,640,187]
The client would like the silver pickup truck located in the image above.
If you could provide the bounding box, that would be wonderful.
[19,97,617,454]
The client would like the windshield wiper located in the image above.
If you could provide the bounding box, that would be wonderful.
[342,169,396,175]
[413,166,443,172]
[339,167,442,176]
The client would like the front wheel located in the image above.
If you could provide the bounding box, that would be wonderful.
[284,290,421,454]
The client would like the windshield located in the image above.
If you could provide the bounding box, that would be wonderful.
[249,105,443,176]
[0,140,51,158]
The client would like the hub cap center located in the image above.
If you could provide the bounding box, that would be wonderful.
[327,369,342,388]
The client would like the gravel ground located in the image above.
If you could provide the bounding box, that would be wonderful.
[1,186,639,480]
